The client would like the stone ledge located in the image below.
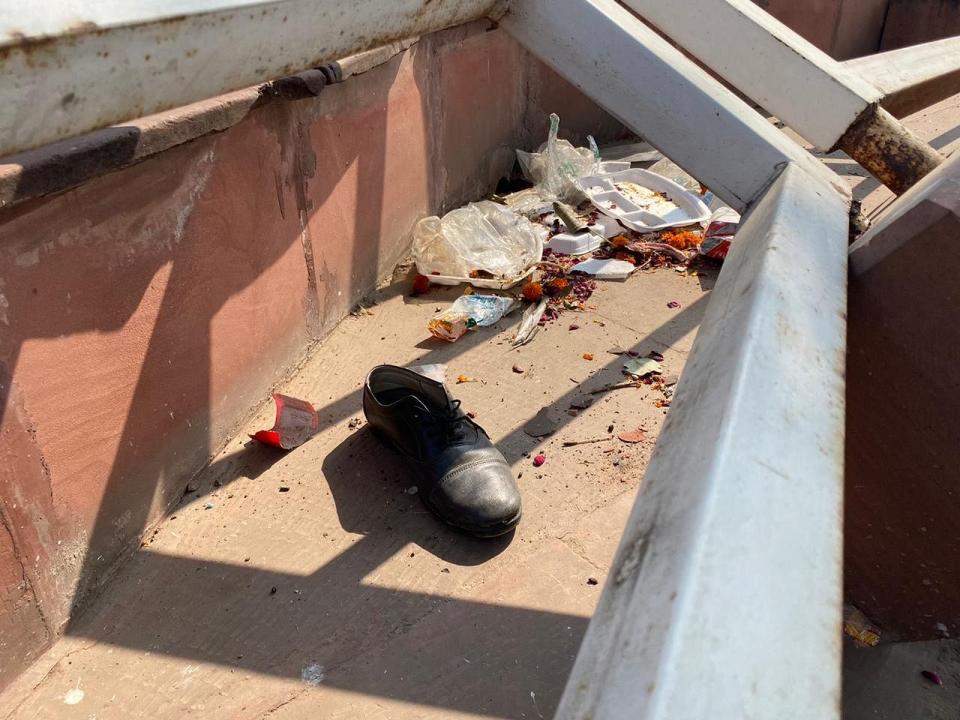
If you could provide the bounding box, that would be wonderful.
[0,36,421,210]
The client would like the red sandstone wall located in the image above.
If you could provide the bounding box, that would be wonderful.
[0,26,625,689]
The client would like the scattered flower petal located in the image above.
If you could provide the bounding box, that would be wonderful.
[618,428,647,443]
[411,274,431,295]
[921,670,943,686]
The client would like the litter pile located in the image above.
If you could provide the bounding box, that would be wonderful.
[245,115,726,542]
[408,113,741,346]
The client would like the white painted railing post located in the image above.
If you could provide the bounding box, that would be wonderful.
[500,1,849,717]
[620,0,942,194]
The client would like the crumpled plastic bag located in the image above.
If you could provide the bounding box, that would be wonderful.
[516,113,597,204]
[413,200,547,280]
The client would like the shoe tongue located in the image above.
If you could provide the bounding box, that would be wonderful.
[415,376,452,413]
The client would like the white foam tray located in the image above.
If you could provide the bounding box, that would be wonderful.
[576,168,710,233]
[545,231,603,255]
[427,265,536,289]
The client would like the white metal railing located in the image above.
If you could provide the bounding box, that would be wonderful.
[0,0,500,156]
[620,0,944,195]
[844,36,960,118]
[501,1,847,717]
[2,0,960,717]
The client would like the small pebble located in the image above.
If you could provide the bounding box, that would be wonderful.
[587,577,599,586]
[279,486,290,492]
[512,364,526,374]
[667,301,681,309]
[406,485,419,495]
[568,324,580,331]
[270,586,277,595]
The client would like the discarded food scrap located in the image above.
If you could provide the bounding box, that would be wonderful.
[623,357,663,378]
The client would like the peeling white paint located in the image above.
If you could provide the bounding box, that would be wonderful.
[0,278,9,325]
[172,148,217,246]
[15,247,40,267]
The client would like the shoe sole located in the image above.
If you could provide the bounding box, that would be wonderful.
[368,426,521,538]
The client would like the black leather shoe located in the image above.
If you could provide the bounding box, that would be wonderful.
[363,365,521,537]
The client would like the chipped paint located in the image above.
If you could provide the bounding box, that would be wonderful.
[172,147,217,245]
[0,278,8,325]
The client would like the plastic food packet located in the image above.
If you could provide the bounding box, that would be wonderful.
[251,394,320,449]
[428,295,519,342]
[843,605,881,647]
[699,206,741,260]
[413,201,546,280]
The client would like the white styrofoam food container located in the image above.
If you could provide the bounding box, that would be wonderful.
[426,265,536,289]
[576,168,710,233]
[569,257,636,280]
[545,230,603,255]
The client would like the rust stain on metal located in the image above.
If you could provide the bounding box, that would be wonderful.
[838,104,943,195]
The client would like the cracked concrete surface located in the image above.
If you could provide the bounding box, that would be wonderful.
[0,262,715,719]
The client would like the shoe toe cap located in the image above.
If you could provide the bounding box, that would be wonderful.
[433,459,521,535]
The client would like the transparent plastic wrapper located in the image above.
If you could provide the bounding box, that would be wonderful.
[516,113,595,204]
[428,295,519,342]
[413,201,546,281]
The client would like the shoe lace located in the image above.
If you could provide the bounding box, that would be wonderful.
[423,399,473,443]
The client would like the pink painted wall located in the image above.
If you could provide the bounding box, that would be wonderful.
[754,0,889,60]
[0,25,626,689]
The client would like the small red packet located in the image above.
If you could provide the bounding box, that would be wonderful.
[699,206,741,260]
[252,394,319,450]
